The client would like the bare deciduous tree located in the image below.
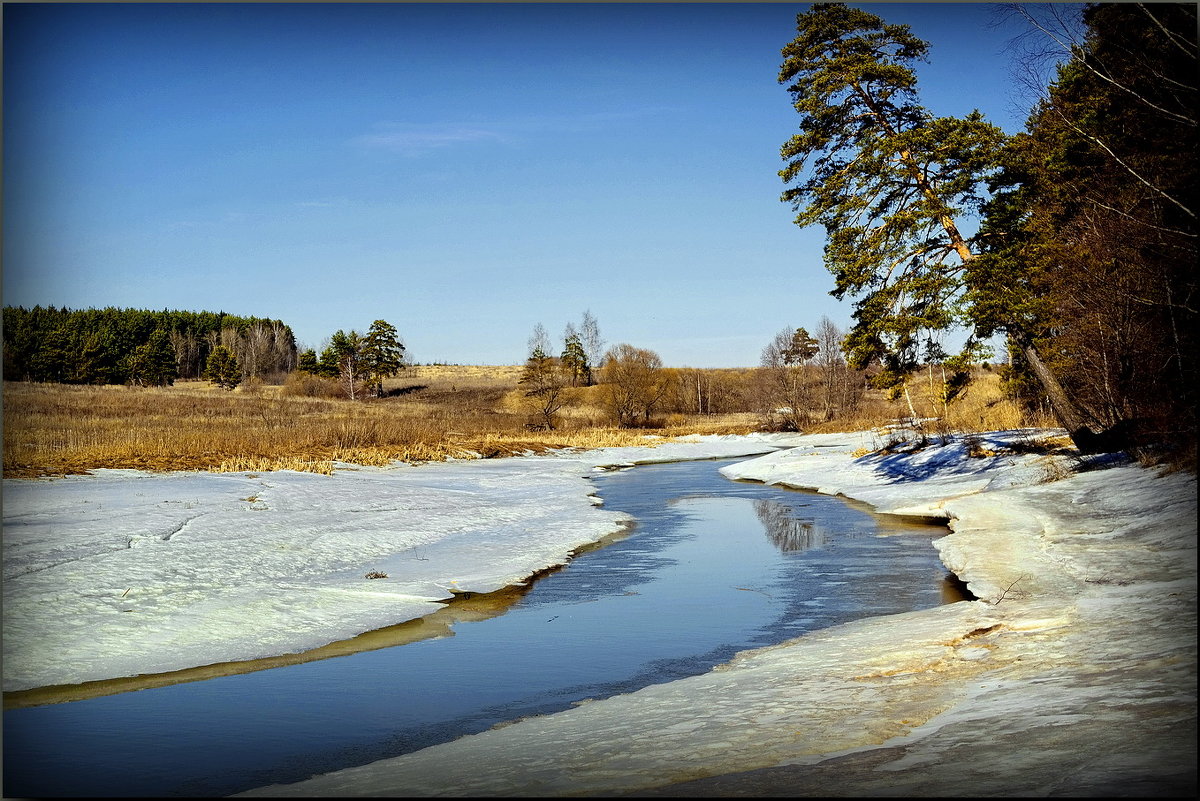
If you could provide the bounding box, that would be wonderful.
[600,344,667,427]
[271,321,296,374]
[518,349,570,430]
[243,323,272,380]
[527,322,552,360]
[815,316,855,421]
[580,310,605,372]
[167,330,199,378]
[759,327,815,431]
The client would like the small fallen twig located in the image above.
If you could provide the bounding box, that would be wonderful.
[992,574,1032,604]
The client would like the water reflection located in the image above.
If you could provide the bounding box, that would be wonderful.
[753,499,825,553]
[3,458,958,798]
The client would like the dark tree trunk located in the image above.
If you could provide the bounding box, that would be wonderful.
[1012,332,1128,454]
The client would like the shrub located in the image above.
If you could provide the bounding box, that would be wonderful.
[281,372,342,398]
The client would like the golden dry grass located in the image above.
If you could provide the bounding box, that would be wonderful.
[1,373,722,478]
[802,368,1043,437]
[2,365,1030,479]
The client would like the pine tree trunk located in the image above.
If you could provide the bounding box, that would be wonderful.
[1012,333,1107,451]
[930,201,1104,452]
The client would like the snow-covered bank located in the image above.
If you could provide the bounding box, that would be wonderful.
[237,429,1196,797]
[1,434,796,692]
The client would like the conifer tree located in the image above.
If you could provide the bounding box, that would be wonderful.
[296,349,319,374]
[560,333,591,387]
[779,4,1005,380]
[973,2,1197,454]
[29,326,71,383]
[320,330,366,399]
[317,331,356,380]
[782,328,819,366]
[74,332,117,384]
[360,319,406,397]
[203,345,241,390]
[126,329,178,387]
[777,3,1094,447]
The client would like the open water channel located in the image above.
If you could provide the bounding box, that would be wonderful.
[2,457,967,797]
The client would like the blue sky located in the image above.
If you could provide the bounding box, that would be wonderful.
[3,2,1066,366]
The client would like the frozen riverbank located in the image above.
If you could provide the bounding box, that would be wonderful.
[239,430,1196,797]
[1,434,798,693]
[4,429,1194,796]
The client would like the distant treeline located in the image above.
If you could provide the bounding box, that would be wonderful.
[2,305,297,385]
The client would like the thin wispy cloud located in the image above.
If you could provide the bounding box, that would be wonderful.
[352,108,677,156]
[293,198,351,209]
[352,122,507,155]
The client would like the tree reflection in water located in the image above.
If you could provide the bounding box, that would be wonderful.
[753,499,827,552]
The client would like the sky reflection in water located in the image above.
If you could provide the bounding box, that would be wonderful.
[3,458,956,797]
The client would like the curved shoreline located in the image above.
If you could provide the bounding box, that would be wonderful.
[1,436,794,694]
[239,441,1197,797]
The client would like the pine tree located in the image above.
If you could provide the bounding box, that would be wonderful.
[973,3,1197,455]
[779,4,1006,381]
[296,349,319,374]
[317,331,355,380]
[778,3,1096,448]
[29,326,71,383]
[560,334,591,387]
[126,329,178,387]
[360,319,406,397]
[204,345,241,390]
[782,328,819,366]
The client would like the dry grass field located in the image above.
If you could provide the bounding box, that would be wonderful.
[2,364,1036,479]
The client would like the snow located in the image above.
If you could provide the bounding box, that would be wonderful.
[3,428,1195,796]
[1,433,792,692]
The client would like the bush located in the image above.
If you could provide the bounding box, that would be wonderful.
[281,371,342,398]
[239,376,265,395]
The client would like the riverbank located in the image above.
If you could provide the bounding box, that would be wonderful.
[3,429,1194,796]
[239,431,1196,797]
[1,434,801,696]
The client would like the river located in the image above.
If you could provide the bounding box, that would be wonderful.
[2,457,966,797]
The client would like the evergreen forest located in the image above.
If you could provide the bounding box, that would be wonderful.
[2,306,298,386]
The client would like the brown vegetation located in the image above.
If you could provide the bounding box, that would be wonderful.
[2,364,1033,479]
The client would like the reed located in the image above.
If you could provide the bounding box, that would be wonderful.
[2,366,1029,478]
[2,379,676,477]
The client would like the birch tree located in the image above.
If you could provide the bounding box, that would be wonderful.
[527,323,552,361]
[580,310,605,375]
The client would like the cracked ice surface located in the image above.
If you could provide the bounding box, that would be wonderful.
[237,429,1196,797]
[1,434,794,692]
